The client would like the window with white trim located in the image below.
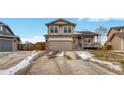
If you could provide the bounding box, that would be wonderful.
[68,26,72,33]
[64,26,68,33]
[49,26,59,33]
[63,26,72,33]
[0,25,3,31]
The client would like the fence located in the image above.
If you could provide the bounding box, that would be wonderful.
[18,42,46,51]
[96,45,112,50]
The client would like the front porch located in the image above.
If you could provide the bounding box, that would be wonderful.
[78,35,99,50]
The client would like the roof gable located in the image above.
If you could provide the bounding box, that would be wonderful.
[107,26,124,36]
[45,18,76,26]
[0,23,14,35]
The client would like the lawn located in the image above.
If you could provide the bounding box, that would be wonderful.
[89,50,124,63]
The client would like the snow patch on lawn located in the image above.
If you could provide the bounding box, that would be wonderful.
[0,51,40,75]
[56,51,64,57]
[75,51,122,71]
[110,50,124,53]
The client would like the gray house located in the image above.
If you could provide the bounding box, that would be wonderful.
[45,19,99,51]
[0,22,20,51]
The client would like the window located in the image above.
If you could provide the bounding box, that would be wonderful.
[50,27,54,33]
[68,26,72,33]
[49,26,59,33]
[0,26,3,31]
[63,26,72,33]
[64,26,68,33]
[3,26,6,31]
[55,27,58,33]
[84,38,91,42]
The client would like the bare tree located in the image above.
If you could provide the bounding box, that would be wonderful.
[95,26,108,45]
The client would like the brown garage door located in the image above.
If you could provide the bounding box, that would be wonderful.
[48,41,73,51]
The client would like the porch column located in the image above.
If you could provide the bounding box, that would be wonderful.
[81,35,83,49]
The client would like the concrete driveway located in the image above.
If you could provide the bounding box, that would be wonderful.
[25,51,116,75]
[0,51,32,70]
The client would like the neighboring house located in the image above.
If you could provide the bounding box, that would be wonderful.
[107,26,124,50]
[0,22,20,51]
[44,19,99,51]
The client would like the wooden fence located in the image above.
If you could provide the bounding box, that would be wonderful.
[97,45,112,50]
[18,42,46,51]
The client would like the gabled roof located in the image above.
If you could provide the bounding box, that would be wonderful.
[107,26,124,36]
[77,31,99,36]
[0,21,14,35]
[45,18,76,26]
[0,21,21,41]
[108,32,124,41]
[0,22,6,25]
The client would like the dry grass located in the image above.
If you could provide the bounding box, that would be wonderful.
[90,50,124,63]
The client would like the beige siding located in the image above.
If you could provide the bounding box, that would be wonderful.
[110,36,121,50]
[54,21,68,25]
[48,37,73,41]
[12,39,19,51]
[122,38,124,50]
[108,28,124,50]
[107,29,119,41]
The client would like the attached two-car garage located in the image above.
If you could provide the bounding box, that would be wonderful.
[0,39,12,51]
[48,41,73,51]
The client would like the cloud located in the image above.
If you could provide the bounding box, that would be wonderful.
[78,18,111,22]
[21,36,45,44]
[78,18,124,22]
[88,18,110,22]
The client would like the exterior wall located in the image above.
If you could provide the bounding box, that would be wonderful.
[107,29,120,41]
[48,37,73,41]
[121,37,124,50]
[108,28,124,50]
[110,36,121,50]
[73,37,80,50]
[12,39,19,51]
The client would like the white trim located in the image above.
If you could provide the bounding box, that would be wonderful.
[0,25,3,31]
[63,26,72,33]
[49,26,59,33]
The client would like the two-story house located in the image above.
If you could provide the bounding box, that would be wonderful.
[0,22,20,51]
[44,19,99,51]
[107,26,124,50]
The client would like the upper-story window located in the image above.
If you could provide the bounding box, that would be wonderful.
[63,26,72,33]
[0,25,3,31]
[64,26,68,33]
[50,26,54,33]
[49,26,59,33]
[55,26,58,33]
[68,26,72,33]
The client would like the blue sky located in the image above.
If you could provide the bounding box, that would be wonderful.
[0,18,124,43]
